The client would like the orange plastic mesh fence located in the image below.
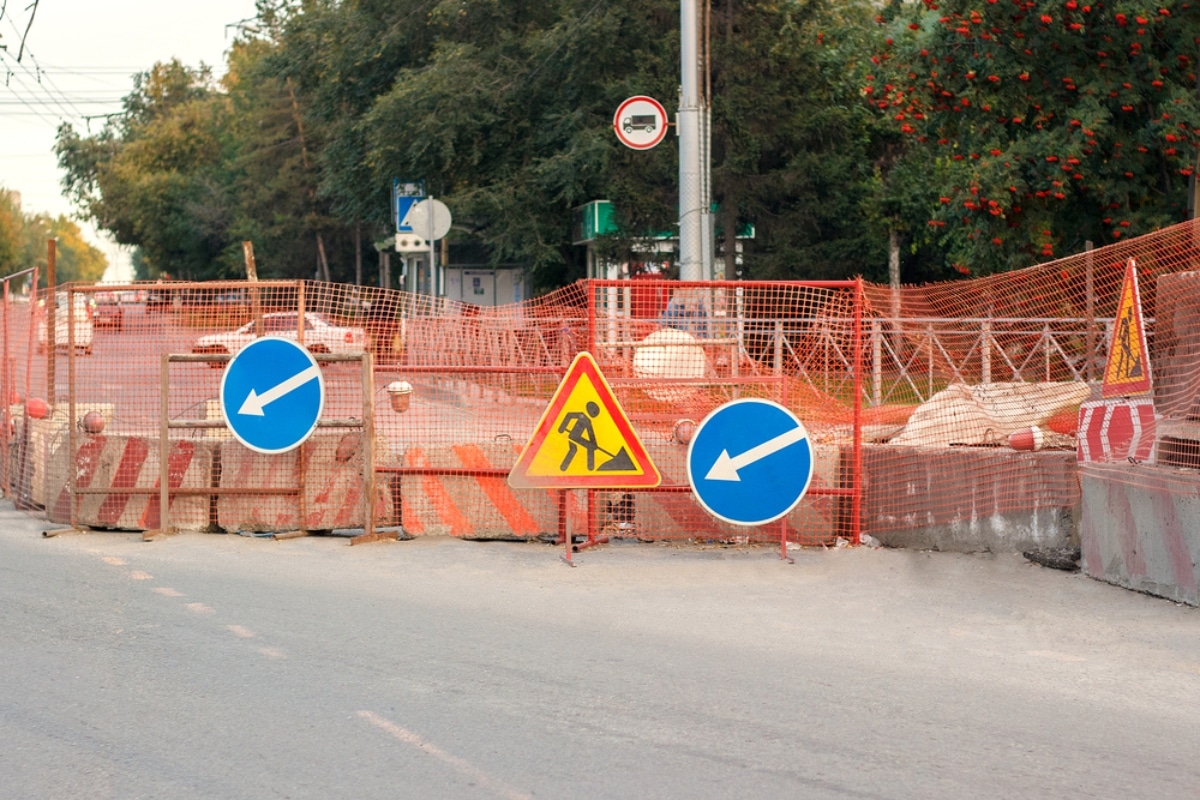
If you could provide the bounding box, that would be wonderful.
[859,218,1200,542]
[1,218,1197,544]
[0,276,865,545]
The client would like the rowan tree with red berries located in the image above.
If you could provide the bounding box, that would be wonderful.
[868,0,1200,274]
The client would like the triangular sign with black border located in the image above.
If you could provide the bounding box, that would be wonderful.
[509,352,661,489]
[1102,258,1153,398]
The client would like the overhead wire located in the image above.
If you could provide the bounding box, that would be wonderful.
[2,15,92,121]
[0,4,132,127]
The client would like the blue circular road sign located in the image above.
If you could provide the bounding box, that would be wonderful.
[220,337,325,454]
[686,398,814,526]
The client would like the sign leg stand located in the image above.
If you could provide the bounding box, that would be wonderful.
[779,519,793,564]
[559,490,575,567]
[572,489,608,552]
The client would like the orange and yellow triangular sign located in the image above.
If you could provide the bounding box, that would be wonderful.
[1102,258,1153,398]
[509,352,661,489]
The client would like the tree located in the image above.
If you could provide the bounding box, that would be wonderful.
[0,189,107,284]
[0,189,22,276]
[56,60,235,281]
[281,0,891,287]
[20,214,108,285]
[350,0,681,289]
[710,0,894,281]
[870,0,1200,274]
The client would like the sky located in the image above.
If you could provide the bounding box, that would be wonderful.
[0,0,260,281]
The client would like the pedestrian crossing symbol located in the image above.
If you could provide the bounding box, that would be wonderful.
[509,352,661,489]
[1102,259,1153,398]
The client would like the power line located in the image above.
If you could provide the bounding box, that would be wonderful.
[1,14,91,121]
[0,65,55,125]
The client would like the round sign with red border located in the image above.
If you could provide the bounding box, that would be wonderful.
[613,96,668,150]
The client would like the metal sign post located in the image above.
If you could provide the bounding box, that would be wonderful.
[408,199,453,299]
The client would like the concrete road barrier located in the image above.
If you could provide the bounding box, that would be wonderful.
[216,431,393,532]
[392,442,582,539]
[44,433,213,531]
[1081,464,1200,607]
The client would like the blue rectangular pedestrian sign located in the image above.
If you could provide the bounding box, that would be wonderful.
[394,179,426,234]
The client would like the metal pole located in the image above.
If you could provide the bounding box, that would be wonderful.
[16,267,37,508]
[851,279,865,546]
[2,280,9,497]
[679,0,704,281]
[362,352,376,539]
[46,239,55,405]
[428,196,440,297]
[160,354,171,535]
[1085,241,1095,382]
[67,286,77,528]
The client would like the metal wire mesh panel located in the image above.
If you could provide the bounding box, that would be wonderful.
[587,280,862,547]
[5,281,384,534]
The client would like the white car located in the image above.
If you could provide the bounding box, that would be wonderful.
[192,312,366,366]
[37,292,95,355]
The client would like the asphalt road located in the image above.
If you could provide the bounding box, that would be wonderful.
[2,500,1199,799]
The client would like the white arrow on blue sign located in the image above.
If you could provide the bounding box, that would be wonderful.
[394,179,426,233]
[220,337,325,454]
[686,398,814,526]
[396,196,422,233]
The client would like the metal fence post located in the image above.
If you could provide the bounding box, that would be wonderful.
[871,319,882,407]
[981,319,992,384]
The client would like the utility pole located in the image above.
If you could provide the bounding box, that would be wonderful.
[678,0,713,281]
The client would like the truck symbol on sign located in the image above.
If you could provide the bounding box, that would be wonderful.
[623,114,657,134]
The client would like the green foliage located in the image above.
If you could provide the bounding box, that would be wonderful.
[0,188,107,284]
[22,214,109,285]
[0,190,21,275]
[56,61,234,280]
[46,0,1200,289]
[355,0,681,288]
[870,0,1200,274]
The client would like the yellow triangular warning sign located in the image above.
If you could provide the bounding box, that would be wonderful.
[509,352,661,489]
[1102,259,1153,398]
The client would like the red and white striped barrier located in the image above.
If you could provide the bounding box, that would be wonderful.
[216,431,394,532]
[1077,398,1157,464]
[394,442,585,538]
[44,434,214,530]
[629,441,842,544]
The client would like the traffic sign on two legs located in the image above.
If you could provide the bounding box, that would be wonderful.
[220,337,325,454]
[686,398,814,527]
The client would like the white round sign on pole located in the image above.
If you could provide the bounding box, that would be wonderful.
[407,198,453,240]
[613,96,669,150]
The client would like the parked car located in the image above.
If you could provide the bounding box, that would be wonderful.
[146,289,172,311]
[192,312,367,366]
[36,292,94,354]
[93,293,124,330]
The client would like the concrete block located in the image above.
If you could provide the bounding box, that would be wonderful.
[44,434,214,531]
[393,441,582,538]
[612,441,843,545]
[1080,465,1200,606]
[216,431,393,532]
[862,445,1079,552]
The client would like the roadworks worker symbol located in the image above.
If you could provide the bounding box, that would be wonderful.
[509,351,661,489]
[1102,258,1152,398]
